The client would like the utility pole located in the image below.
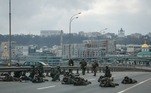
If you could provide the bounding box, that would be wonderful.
[60,30,63,66]
[60,30,63,49]
[9,0,12,66]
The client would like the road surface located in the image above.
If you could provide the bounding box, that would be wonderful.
[0,72,151,93]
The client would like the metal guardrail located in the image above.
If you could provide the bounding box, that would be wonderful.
[0,66,31,72]
[0,66,151,72]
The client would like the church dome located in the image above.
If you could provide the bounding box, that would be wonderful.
[141,43,149,48]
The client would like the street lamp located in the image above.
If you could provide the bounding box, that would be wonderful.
[8,0,12,66]
[69,12,81,34]
[68,12,81,59]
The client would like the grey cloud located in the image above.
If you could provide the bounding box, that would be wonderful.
[0,0,151,35]
[44,0,93,11]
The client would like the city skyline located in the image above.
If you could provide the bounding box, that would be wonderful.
[0,0,151,35]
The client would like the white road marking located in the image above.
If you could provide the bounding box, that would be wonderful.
[117,78,151,93]
[37,85,56,90]
[88,78,96,81]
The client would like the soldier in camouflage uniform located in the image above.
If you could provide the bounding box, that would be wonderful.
[31,65,45,83]
[20,71,30,81]
[98,66,112,82]
[73,77,91,86]
[0,72,21,82]
[68,59,74,73]
[79,59,87,75]
[98,66,119,87]
[121,76,137,84]
[13,63,22,79]
[92,60,99,76]
[29,65,36,81]
[104,66,111,78]
[99,77,119,87]
[62,72,91,86]
[32,69,44,83]
[51,66,61,81]
[62,72,77,84]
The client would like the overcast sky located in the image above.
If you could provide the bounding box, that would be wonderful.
[0,0,151,35]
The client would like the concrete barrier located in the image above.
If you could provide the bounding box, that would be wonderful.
[0,66,150,73]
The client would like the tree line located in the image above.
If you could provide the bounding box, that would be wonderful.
[0,34,150,47]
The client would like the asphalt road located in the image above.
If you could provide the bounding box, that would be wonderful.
[0,72,151,93]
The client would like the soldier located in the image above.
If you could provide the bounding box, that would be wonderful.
[98,66,112,83]
[20,71,30,81]
[62,72,76,84]
[0,72,13,81]
[1,72,21,82]
[99,77,119,87]
[79,59,87,75]
[104,66,111,78]
[100,77,119,87]
[74,77,91,86]
[29,65,36,81]
[32,69,44,83]
[121,76,137,84]
[51,66,61,81]
[13,63,22,79]
[68,59,74,73]
[61,72,91,85]
[68,59,74,66]
[92,60,99,76]
[37,63,44,77]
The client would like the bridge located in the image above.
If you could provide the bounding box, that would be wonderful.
[0,72,151,93]
[0,65,151,93]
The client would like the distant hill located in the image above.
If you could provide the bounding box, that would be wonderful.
[0,34,150,47]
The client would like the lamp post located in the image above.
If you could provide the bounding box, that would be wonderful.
[68,12,81,59]
[69,12,81,34]
[8,0,12,66]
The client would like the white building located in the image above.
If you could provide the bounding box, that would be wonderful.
[116,44,142,54]
[40,30,63,37]
[126,44,141,54]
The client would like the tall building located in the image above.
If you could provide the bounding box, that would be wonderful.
[118,28,125,37]
[40,30,63,37]
[62,39,116,59]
